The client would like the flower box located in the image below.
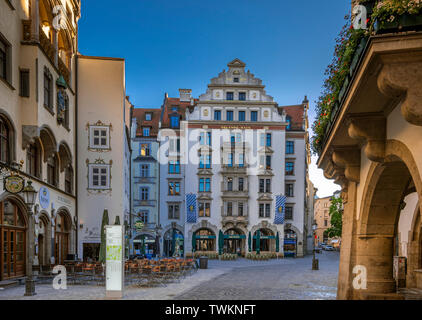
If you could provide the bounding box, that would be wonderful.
[349,37,368,78]
[338,76,350,103]
[375,14,422,34]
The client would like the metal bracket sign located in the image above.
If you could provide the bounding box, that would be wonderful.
[105,225,124,299]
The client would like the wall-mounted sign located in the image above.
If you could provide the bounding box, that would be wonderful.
[39,187,50,209]
[4,176,25,194]
[106,225,124,299]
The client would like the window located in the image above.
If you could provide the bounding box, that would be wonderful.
[286,161,294,175]
[324,219,328,227]
[266,133,272,147]
[169,160,180,173]
[140,143,150,156]
[139,211,149,223]
[286,141,294,154]
[145,113,152,121]
[47,154,58,186]
[0,119,10,163]
[140,187,149,200]
[228,153,234,167]
[259,204,265,218]
[238,92,246,101]
[26,143,40,178]
[233,77,239,83]
[238,177,244,191]
[44,68,53,110]
[286,116,292,130]
[226,202,233,216]
[265,204,271,218]
[89,126,110,149]
[199,132,211,146]
[238,202,244,216]
[89,164,110,189]
[171,106,179,112]
[251,111,258,122]
[170,116,180,128]
[286,183,294,197]
[143,127,150,137]
[168,181,180,196]
[0,37,10,83]
[260,133,265,147]
[226,92,234,100]
[238,153,244,167]
[199,202,211,217]
[199,153,211,169]
[168,204,180,219]
[199,178,211,192]
[285,206,293,220]
[169,138,180,153]
[259,179,271,193]
[227,177,233,191]
[140,164,149,177]
[226,110,234,121]
[214,110,221,120]
[238,111,245,121]
[266,155,272,170]
[65,166,73,194]
[19,70,29,97]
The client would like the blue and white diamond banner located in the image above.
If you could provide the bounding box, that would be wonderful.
[274,195,286,225]
[186,193,197,223]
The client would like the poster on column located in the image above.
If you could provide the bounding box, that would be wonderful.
[105,225,124,298]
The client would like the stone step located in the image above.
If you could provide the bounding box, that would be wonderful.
[0,280,20,290]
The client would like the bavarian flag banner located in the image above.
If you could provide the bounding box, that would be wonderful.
[274,195,286,225]
[186,193,197,223]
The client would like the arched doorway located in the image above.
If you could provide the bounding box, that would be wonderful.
[284,229,297,257]
[224,229,246,255]
[253,228,275,252]
[55,211,70,265]
[134,234,156,258]
[164,229,184,257]
[0,199,26,280]
[37,215,49,266]
[194,229,215,252]
[357,156,420,296]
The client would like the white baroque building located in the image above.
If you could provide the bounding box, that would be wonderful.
[155,59,312,257]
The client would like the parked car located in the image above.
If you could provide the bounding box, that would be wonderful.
[314,246,322,253]
[324,245,335,251]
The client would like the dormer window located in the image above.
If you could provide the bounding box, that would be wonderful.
[171,106,179,112]
[170,116,180,128]
[233,77,239,83]
[145,113,152,121]
[143,127,150,137]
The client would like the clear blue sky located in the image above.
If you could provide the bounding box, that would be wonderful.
[78,0,348,197]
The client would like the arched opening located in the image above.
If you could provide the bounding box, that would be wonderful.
[0,199,27,280]
[0,115,14,164]
[47,153,59,187]
[65,165,73,194]
[224,228,246,255]
[55,211,70,265]
[26,138,42,178]
[164,229,184,257]
[37,214,49,267]
[253,228,275,252]
[194,228,215,252]
[284,229,297,257]
[357,157,420,295]
[134,234,157,258]
[39,126,57,161]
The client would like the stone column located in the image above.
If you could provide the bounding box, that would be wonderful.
[52,28,58,67]
[355,235,396,297]
[30,0,39,42]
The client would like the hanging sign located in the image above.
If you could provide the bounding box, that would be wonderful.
[106,225,124,299]
[4,175,24,194]
[39,187,50,209]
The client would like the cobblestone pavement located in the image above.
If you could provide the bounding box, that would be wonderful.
[0,251,339,300]
[175,251,339,300]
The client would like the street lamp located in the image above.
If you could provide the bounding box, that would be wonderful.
[154,224,162,257]
[312,222,319,270]
[22,180,38,296]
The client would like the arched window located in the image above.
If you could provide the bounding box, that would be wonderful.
[65,165,73,194]
[47,154,58,186]
[26,142,41,178]
[55,211,70,265]
[0,117,10,163]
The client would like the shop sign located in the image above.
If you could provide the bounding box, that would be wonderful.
[253,236,276,240]
[196,235,216,239]
[105,225,124,298]
[224,235,246,239]
[4,175,25,194]
[39,187,50,209]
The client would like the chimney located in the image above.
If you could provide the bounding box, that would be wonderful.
[179,89,192,102]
